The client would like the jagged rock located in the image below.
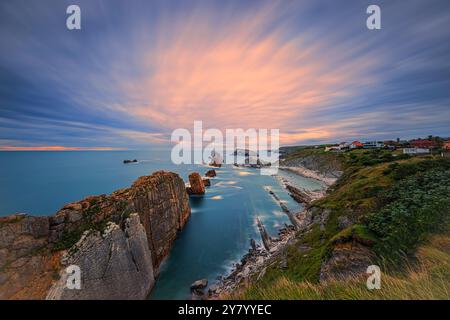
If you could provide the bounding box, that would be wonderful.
[205,169,217,178]
[250,238,257,251]
[279,260,288,270]
[0,215,54,299]
[191,279,208,290]
[319,242,375,282]
[190,290,206,300]
[46,214,155,300]
[256,218,272,251]
[202,178,211,186]
[286,185,313,204]
[0,171,191,300]
[187,172,205,195]
[208,284,219,295]
[280,154,343,185]
[337,215,352,230]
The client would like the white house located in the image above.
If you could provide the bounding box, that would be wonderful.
[403,148,430,155]
[363,141,384,149]
[325,145,338,152]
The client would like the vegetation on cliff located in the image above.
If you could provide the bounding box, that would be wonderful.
[230,148,450,299]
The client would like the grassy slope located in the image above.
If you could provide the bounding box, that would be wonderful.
[229,149,450,299]
[231,233,450,299]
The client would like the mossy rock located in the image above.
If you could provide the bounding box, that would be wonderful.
[330,224,377,247]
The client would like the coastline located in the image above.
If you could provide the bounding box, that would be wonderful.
[207,167,329,299]
[279,165,338,186]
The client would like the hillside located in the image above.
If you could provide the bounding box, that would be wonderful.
[228,148,450,299]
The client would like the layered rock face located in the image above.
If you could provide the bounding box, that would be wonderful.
[47,214,154,300]
[0,215,60,299]
[0,171,191,300]
[281,154,343,181]
[49,171,190,269]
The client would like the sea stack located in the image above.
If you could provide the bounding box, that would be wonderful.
[205,169,217,177]
[187,172,206,195]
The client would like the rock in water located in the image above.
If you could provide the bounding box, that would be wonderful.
[205,169,217,177]
[202,178,211,186]
[191,279,208,290]
[187,172,205,195]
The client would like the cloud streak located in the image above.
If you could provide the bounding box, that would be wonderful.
[0,0,449,148]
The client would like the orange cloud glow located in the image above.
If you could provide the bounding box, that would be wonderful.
[109,4,378,145]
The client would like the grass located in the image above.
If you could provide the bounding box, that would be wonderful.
[0,214,26,227]
[51,202,109,252]
[225,155,450,300]
[225,233,450,300]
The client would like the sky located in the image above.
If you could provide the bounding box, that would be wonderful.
[0,0,449,150]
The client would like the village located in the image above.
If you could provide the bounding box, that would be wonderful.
[322,136,450,156]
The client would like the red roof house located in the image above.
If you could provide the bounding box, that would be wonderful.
[350,141,363,148]
[444,140,450,149]
[410,139,437,149]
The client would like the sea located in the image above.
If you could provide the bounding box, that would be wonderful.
[0,149,324,299]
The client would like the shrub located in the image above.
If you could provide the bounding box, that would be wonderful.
[366,168,450,259]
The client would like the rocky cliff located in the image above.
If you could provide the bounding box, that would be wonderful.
[0,170,190,300]
[281,152,343,184]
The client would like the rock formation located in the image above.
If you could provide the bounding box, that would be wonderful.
[205,169,216,178]
[202,178,211,186]
[186,172,205,195]
[0,171,190,300]
[256,217,272,251]
[286,185,313,204]
[319,243,375,282]
[47,214,154,300]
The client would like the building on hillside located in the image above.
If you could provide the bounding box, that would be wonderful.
[444,140,450,149]
[403,148,430,155]
[410,139,437,149]
[363,141,385,149]
[325,145,340,152]
[398,140,409,147]
[338,142,350,150]
[350,141,363,149]
[383,140,398,149]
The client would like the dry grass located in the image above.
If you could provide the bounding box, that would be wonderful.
[223,234,450,300]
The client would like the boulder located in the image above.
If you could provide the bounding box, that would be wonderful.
[337,215,352,230]
[205,169,217,177]
[202,178,211,186]
[187,172,205,195]
[191,278,208,291]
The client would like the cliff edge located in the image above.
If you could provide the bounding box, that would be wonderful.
[0,170,190,300]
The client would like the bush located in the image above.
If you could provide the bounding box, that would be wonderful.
[366,168,450,259]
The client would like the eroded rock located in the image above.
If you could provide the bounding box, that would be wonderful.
[205,170,217,178]
[187,172,205,195]
[46,214,154,300]
[0,171,191,300]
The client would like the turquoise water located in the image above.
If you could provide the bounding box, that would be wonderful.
[0,150,324,299]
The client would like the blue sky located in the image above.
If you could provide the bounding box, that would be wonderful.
[0,0,449,149]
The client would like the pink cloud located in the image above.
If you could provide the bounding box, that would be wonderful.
[109,3,379,145]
